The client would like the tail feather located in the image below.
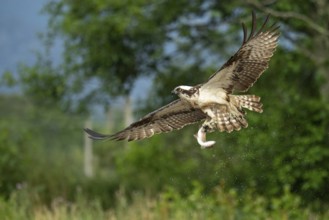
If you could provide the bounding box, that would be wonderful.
[215,112,248,133]
[208,95,260,134]
[235,95,263,113]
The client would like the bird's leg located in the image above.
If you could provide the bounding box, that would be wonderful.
[194,121,216,149]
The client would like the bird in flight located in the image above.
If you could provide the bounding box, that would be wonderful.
[85,12,279,148]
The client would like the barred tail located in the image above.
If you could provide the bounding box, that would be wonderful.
[216,113,248,133]
[213,111,248,133]
[235,95,263,113]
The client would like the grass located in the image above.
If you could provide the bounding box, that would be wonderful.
[0,184,328,220]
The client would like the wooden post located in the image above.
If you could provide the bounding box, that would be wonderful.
[84,119,93,178]
[124,95,133,127]
[106,106,113,133]
[124,95,133,148]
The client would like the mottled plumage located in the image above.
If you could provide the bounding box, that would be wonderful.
[85,99,206,141]
[84,12,279,148]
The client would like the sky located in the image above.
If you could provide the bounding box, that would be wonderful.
[0,1,48,75]
[0,0,151,100]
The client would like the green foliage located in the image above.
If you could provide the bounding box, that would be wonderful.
[1,71,16,87]
[18,62,67,109]
[0,96,38,197]
[42,0,177,107]
[0,127,26,197]
[0,95,85,202]
[115,133,201,194]
[1,184,329,220]
[1,0,329,216]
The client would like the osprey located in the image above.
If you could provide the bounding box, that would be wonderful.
[85,12,279,148]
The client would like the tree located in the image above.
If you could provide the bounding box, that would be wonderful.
[41,0,194,111]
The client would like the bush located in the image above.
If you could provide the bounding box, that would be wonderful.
[1,183,328,220]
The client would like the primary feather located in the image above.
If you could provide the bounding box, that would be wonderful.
[85,99,206,141]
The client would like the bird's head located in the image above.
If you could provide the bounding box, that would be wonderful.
[172,85,198,99]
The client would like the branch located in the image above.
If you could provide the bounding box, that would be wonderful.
[246,0,329,36]
[283,31,326,65]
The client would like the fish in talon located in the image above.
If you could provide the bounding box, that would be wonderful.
[194,127,216,149]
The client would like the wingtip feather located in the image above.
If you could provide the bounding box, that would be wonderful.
[242,22,247,44]
[84,128,111,140]
[248,11,257,41]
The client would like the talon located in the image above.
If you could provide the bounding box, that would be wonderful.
[194,127,216,149]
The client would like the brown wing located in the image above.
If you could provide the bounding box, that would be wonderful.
[84,99,207,142]
[203,12,280,93]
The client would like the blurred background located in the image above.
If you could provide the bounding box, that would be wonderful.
[1,0,329,219]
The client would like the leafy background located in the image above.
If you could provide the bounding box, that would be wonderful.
[1,0,329,219]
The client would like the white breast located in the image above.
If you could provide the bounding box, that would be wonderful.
[198,87,228,107]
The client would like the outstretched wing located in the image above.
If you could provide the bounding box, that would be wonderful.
[84,99,206,141]
[202,12,280,93]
